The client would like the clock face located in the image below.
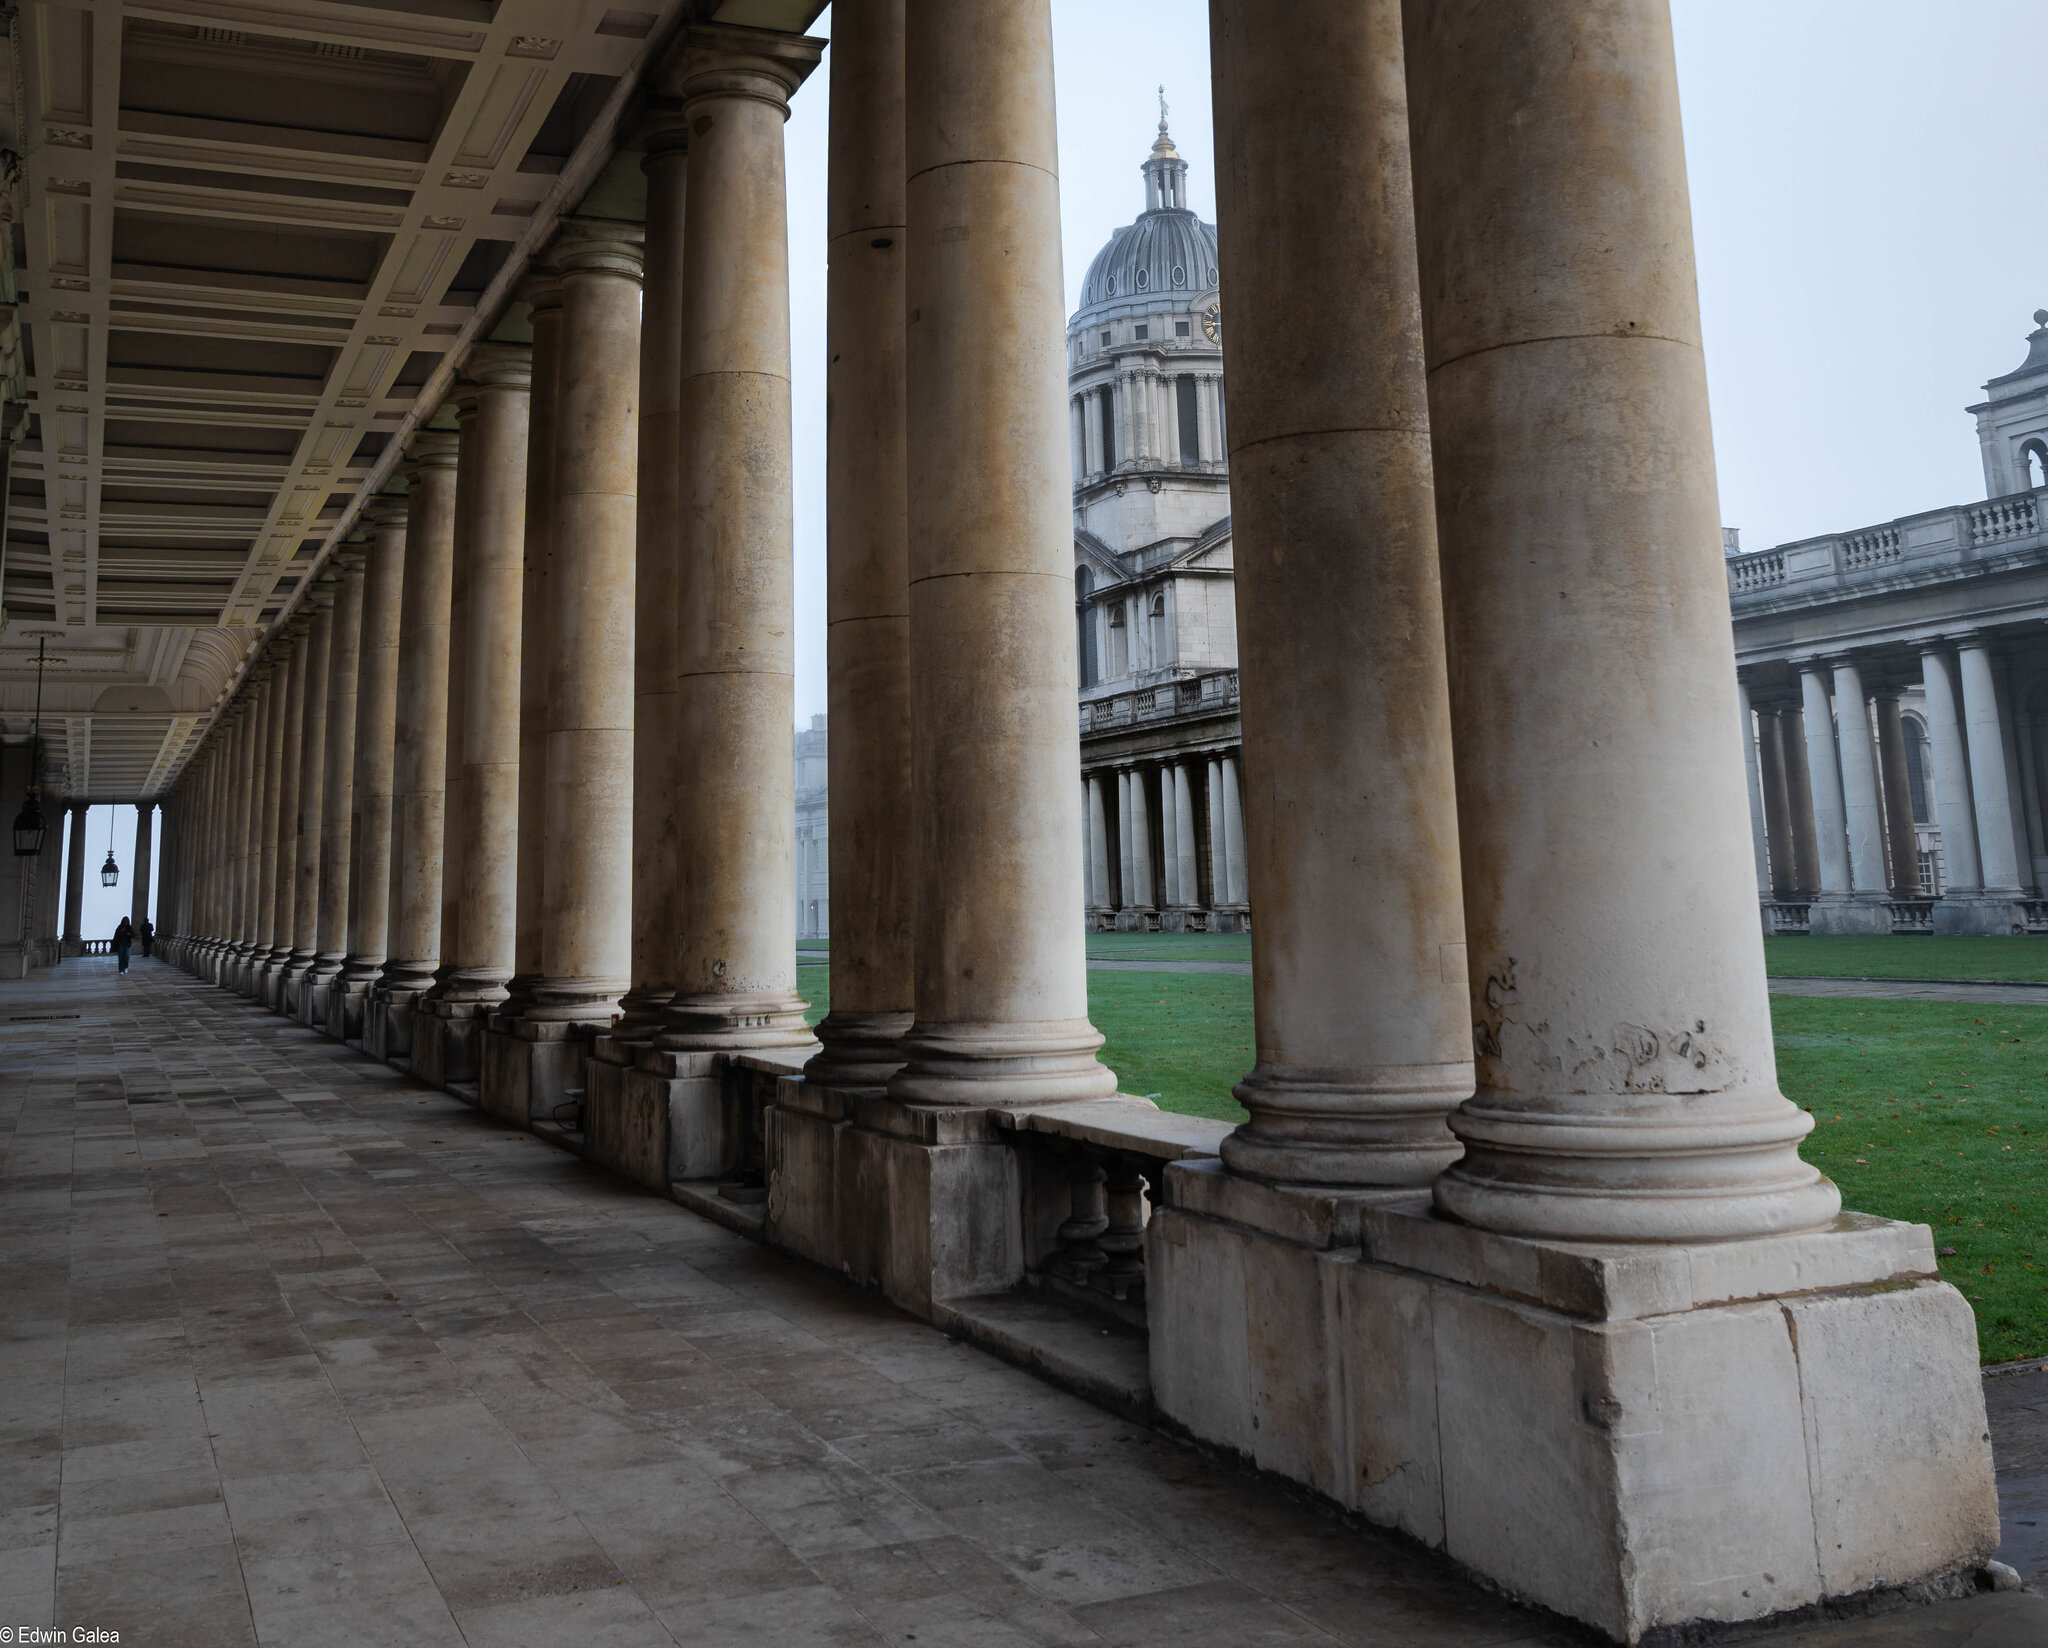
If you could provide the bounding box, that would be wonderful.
[1200,303,1220,344]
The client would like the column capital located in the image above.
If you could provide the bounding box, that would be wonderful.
[466,340,531,392]
[405,429,460,472]
[553,217,644,281]
[518,267,563,315]
[638,96,691,162]
[364,492,409,529]
[452,377,481,422]
[657,23,823,115]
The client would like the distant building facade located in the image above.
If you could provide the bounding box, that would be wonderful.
[1070,107,1246,931]
[1731,310,2048,935]
[795,714,827,941]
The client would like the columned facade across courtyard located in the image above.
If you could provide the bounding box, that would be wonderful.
[1,4,2008,1643]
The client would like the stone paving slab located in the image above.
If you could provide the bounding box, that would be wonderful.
[2,955,2045,1648]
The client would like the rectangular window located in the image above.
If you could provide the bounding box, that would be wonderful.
[1134,324,1149,341]
[1098,385,1116,472]
[1176,376,1199,465]
[1100,330,1111,347]
[1175,320,1190,338]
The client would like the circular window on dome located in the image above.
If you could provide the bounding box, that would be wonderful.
[1106,274,1116,295]
[1136,268,1148,290]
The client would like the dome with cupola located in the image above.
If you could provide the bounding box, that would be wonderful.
[1073,98,1220,327]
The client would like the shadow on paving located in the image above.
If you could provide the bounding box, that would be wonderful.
[0,954,2043,1648]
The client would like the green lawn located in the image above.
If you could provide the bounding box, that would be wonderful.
[791,952,2048,1362]
[1765,935,2048,982]
[1086,930,1252,962]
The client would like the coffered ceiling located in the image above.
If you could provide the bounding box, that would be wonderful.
[0,0,825,804]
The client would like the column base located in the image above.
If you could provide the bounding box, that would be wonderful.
[305,958,343,1031]
[1112,907,1159,933]
[887,1017,1117,1108]
[364,987,420,1063]
[413,1000,484,1088]
[804,1007,912,1091]
[333,960,378,1045]
[578,1038,729,1192]
[478,1016,598,1128]
[613,985,674,1042]
[1149,1166,1998,1645]
[1221,1062,1470,1188]
[279,951,316,1018]
[656,989,818,1056]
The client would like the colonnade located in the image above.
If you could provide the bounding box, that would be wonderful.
[1743,639,2039,930]
[1083,751,1246,928]
[145,0,1826,1227]
[1070,368,1224,481]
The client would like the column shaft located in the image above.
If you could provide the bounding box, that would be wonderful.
[658,30,818,1052]
[533,227,642,1023]
[287,587,334,981]
[1959,642,2024,894]
[1116,770,1134,906]
[344,504,408,995]
[313,548,367,981]
[1087,773,1111,914]
[62,801,86,949]
[450,347,532,1000]
[1799,668,1852,897]
[506,278,562,1011]
[1780,706,1822,895]
[1160,772,1180,906]
[1408,0,1835,1238]
[808,0,915,1083]
[1758,710,1797,900]
[618,119,687,1036]
[384,434,459,994]
[439,399,478,989]
[1873,693,1921,897]
[1129,771,1154,908]
[1221,752,1247,906]
[1920,648,1982,893]
[1832,661,1888,898]
[1736,678,1770,899]
[130,803,154,928]
[1211,0,1469,1181]
[888,0,1110,1103]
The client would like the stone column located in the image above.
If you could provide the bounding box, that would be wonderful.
[130,802,154,930]
[1408,0,1836,1239]
[657,30,819,1056]
[1780,706,1822,896]
[808,0,915,1085]
[1798,665,1852,900]
[447,344,531,1006]
[1758,709,1797,900]
[264,623,310,995]
[1172,764,1198,913]
[1159,770,1180,906]
[1919,646,1982,894]
[340,499,408,1036]
[310,545,366,1015]
[1220,751,1247,907]
[1087,773,1112,919]
[1735,677,1770,899]
[61,800,86,954]
[531,223,642,1027]
[253,643,292,985]
[1116,770,1135,908]
[1209,0,1470,1181]
[381,431,459,1016]
[229,679,263,969]
[1832,659,1889,902]
[1873,691,1922,897]
[284,578,334,1003]
[437,393,478,999]
[884,0,1110,1104]
[505,274,562,1015]
[616,113,688,1039]
[1958,639,2024,896]
[1205,755,1226,905]
[1128,768,1155,909]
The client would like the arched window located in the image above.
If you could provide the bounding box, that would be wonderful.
[1076,567,1098,688]
[1903,715,1932,825]
[1149,592,1170,667]
[1107,602,1129,678]
[2022,438,2048,490]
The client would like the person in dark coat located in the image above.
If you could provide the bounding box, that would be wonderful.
[112,916,133,974]
[137,917,155,958]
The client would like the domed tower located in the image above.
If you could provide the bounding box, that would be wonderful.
[1069,95,1234,698]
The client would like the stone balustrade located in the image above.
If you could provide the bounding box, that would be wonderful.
[1079,667,1239,733]
[1728,484,2047,606]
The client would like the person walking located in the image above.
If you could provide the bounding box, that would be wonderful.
[137,916,155,959]
[112,916,133,974]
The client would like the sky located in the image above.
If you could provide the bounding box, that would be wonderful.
[780,2,2045,724]
[58,803,159,942]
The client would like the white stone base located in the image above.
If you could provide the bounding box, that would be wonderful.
[1148,1164,1998,1645]
[1807,895,1893,936]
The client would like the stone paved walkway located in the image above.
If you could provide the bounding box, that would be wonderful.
[3,957,2044,1648]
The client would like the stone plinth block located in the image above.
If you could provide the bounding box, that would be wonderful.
[364,990,420,1063]
[478,1018,596,1128]
[331,979,369,1046]
[305,974,335,1031]
[769,1087,1024,1318]
[413,1004,482,1089]
[1808,897,1894,937]
[1148,1166,1998,1644]
[1933,897,2032,937]
[578,1041,724,1192]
